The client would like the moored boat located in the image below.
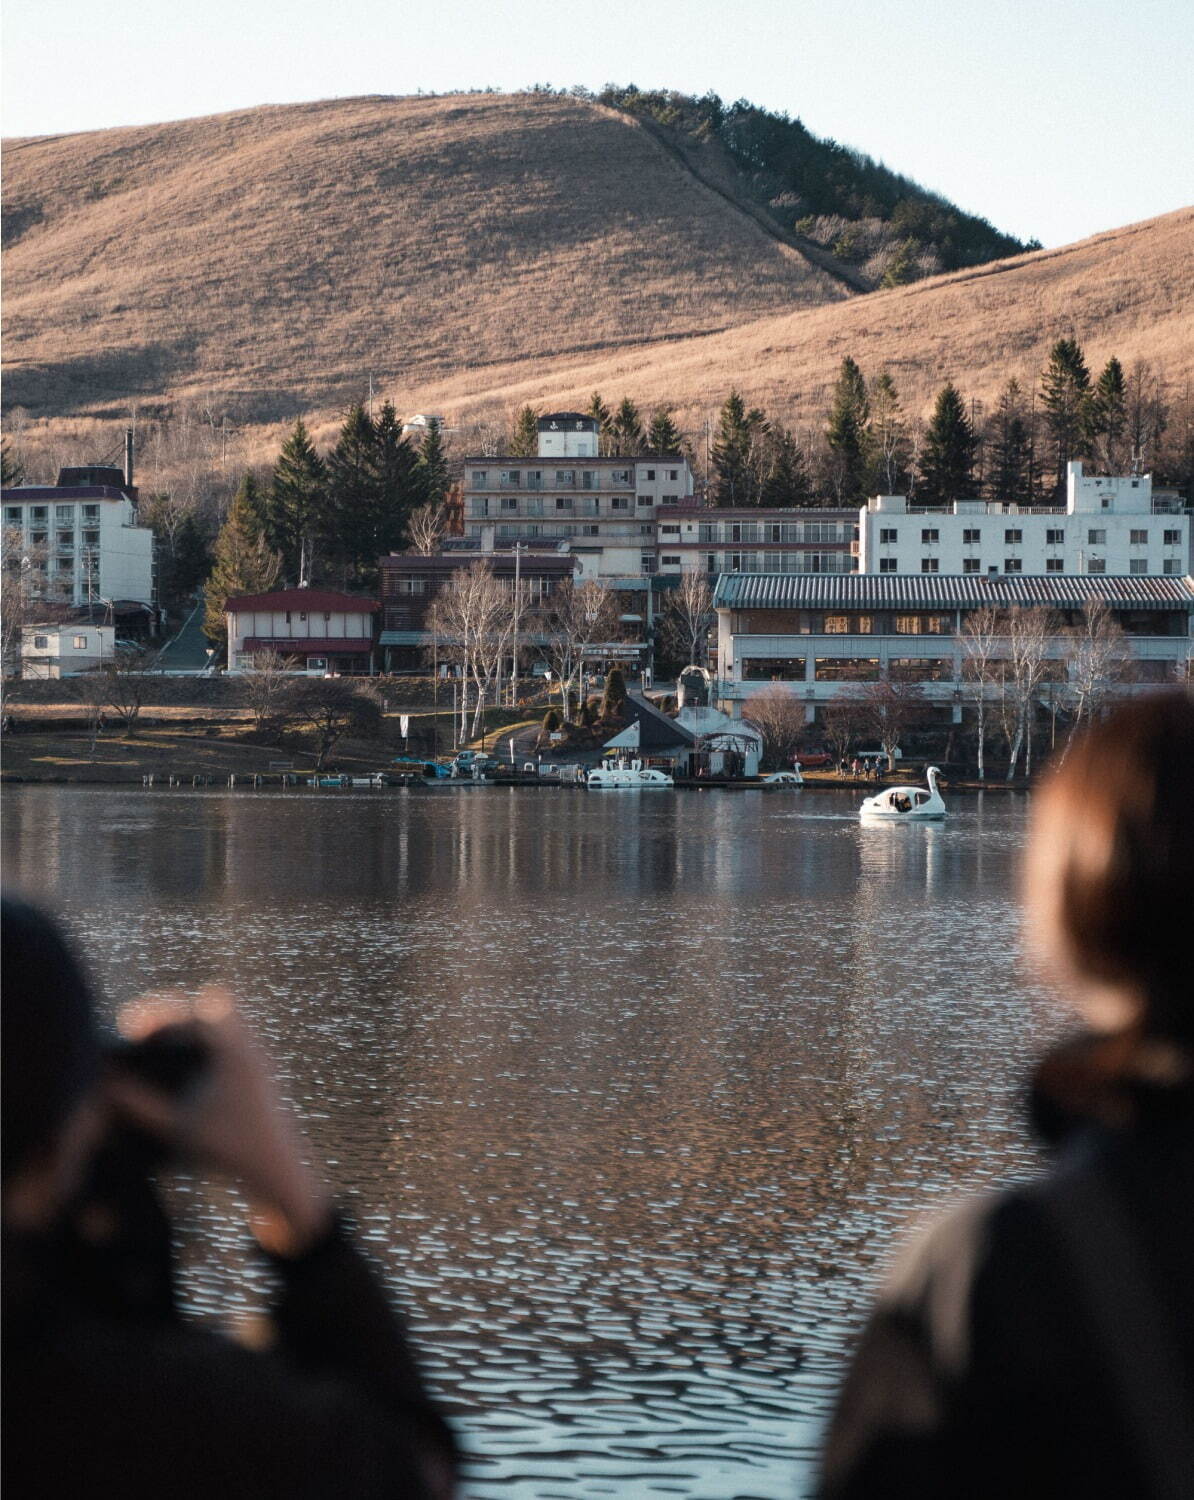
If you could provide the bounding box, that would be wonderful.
[586,758,674,789]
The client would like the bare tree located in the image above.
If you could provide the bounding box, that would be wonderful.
[1063,598,1133,743]
[821,696,866,769]
[1001,606,1058,779]
[1,526,54,678]
[663,571,714,666]
[242,649,299,734]
[407,504,446,556]
[539,579,619,714]
[285,677,381,770]
[102,647,157,731]
[858,677,925,770]
[76,671,109,755]
[427,561,517,740]
[744,684,806,769]
[957,603,1004,780]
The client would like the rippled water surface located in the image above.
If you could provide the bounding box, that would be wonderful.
[3,785,1067,1498]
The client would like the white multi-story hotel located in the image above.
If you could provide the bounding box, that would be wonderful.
[858,463,1189,578]
[2,466,155,610]
[462,412,695,580]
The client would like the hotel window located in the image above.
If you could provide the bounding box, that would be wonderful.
[501,497,518,511]
[660,523,680,535]
[4,506,21,522]
[743,658,805,680]
[661,555,682,568]
[471,470,488,486]
[1046,558,1064,573]
[921,557,939,573]
[30,531,47,545]
[1164,529,1181,545]
[661,494,679,505]
[1046,528,1064,545]
[668,470,679,480]
[1004,528,1022,544]
[30,506,47,521]
[1004,558,1022,573]
[555,497,573,511]
[815,657,881,682]
[1088,558,1106,573]
[1088,529,1106,545]
[824,615,849,633]
[879,557,898,573]
[889,658,953,682]
[1164,558,1182,574]
[33,635,48,649]
[555,470,575,486]
[611,469,632,485]
[55,505,74,522]
[1130,559,1148,574]
[57,531,74,546]
[74,635,88,649]
[526,471,543,490]
[499,470,521,488]
[82,503,99,520]
[610,496,630,511]
[582,471,597,489]
[705,553,717,573]
[963,558,981,573]
[637,495,653,507]
[921,528,939,544]
[640,554,656,574]
[963,528,982,544]
[82,530,100,545]
[1130,529,1149,545]
[879,528,898,544]
[644,469,656,481]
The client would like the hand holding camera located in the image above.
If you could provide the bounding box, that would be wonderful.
[107,988,332,1258]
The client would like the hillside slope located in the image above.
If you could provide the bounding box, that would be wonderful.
[410,206,1194,433]
[2,92,851,420]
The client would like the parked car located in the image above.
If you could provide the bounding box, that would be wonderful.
[793,750,831,769]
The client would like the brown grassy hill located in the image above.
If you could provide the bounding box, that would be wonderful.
[2,92,849,421]
[411,206,1194,434]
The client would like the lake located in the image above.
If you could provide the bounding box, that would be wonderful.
[2,784,1067,1499]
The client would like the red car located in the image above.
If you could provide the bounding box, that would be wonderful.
[794,750,832,769]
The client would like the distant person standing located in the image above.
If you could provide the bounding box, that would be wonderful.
[2,896,458,1499]
[820,692,1194,1500]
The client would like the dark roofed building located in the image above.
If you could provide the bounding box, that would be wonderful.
[226,588,379,675]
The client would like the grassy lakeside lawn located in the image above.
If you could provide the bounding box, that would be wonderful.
[0,705,537,783]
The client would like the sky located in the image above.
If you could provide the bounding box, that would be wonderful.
[3,0,1192,248]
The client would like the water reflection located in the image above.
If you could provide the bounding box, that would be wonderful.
[3,785,1062,1499]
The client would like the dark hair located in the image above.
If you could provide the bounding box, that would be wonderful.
[1,896,102,1179]
[1029,691,1194,1042]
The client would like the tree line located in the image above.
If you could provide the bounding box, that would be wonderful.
[203,405,449,642]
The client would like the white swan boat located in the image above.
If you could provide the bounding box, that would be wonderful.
[587,758,674,789]
[859,766,947,821]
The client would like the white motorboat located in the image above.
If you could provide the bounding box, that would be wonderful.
[859,766,947,821]
[587,758,674,789]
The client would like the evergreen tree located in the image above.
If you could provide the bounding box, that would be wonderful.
[325,404,380,586]
[509,405,540,458]
[711,390,767,506]
[1,439,25,486]
[759,426,813,506]
[866,373,911,495]
[587,392,613,454]
[1040,337,1094,499]
[1091,356,1128,473]
[266,419,327,585]
[918,382,978,505]
[987,378,1033,503]
[600,665,627,719]
[825,356,871,503]
[610,397,644,456]
[646,407,684,454]
[372,401,423,552]
[203,475,282,646]
[416,418,450,510]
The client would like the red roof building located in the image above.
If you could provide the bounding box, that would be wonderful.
[225,588,379,675]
